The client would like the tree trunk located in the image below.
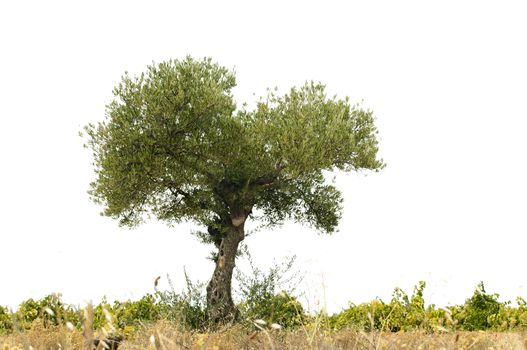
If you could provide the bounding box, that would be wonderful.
[206,219,245,324]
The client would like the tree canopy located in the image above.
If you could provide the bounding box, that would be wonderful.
[85,56,384,235]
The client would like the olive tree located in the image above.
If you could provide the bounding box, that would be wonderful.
[84,56,384,323]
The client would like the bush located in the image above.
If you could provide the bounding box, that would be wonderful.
[0,305,13,334]
[458,282,503,331]
[235,255,306,328]
[329,298,389,331]
[15,298,41,327]
[113,294,160,330]
[92,297,114,330]
[14,294,80,330]
[329,281,449,332]
[385,281,433,331]
[489,297,527,331]
[155,273,207,330]
[242,290,305,329]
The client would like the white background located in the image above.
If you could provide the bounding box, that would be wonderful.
[1,0,526,313]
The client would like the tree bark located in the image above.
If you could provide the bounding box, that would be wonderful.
[206,218,245,324]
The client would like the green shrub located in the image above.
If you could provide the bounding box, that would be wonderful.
[513,297,527,327]
[384,281,429,331]
[490,297,527,331]
[113,294,160,329]
[329,298,390,331]
[235,255,306,328]
[15,298,41,327]
[155,273,207,330]
[0,305,13,334]
[239,290,305,329]
[329,281,448,332]
[91,297,113,330]
[458,282,502,331]
[14,294,80,330]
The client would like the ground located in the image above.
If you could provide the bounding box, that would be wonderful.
[2,321,527,349]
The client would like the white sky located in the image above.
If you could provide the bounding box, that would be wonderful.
[1,0,526,314]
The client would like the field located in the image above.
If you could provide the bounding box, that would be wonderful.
[2,264,527,349]
[2,322,527,349]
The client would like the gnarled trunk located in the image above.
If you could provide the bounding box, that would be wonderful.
[206,219,245,324]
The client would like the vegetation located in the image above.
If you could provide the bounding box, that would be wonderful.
[6,56,515,348]
[235,256,306,329]
[328,281,527,333]
[2,264,527,348]
[84,56,384,323]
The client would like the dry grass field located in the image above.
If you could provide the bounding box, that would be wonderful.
[2,321,527,350]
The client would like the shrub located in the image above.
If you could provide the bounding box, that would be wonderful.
[459,282,502,331]
[14,294,80,330]
[113,294,160,330]
[92,297,114,330]
[491,297,527,331]
[329,299,383,331]
[155,273,207,330]
[235,255,306,328]
[15,298,41,328]
[384,281,428,331]
[329,281,448,332]
[242,290,305,329]
[0,305,13,334]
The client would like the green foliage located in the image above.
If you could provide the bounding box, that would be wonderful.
[84,56,384,234]
[14,294,80,330]
[14,298,39,327]
[90,275,208,332]
[84,56,238,227]
[457,282,503,331]
[235,256,306,328]
[491,296,527,330]
[383,281,430,331]
[0,305,13,334]
[92,297,114,330]
[329,299,383,331]
[328,281,527,333]
[113,294,160,329]
[155,274,207,330]
[5,281,527,334]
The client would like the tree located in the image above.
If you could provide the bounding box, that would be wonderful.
[84,56,384,324]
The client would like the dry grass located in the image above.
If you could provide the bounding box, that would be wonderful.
[0,322,84,349]
[132,325,527,350]
[2,321,527,350]
[2,302,527,349]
